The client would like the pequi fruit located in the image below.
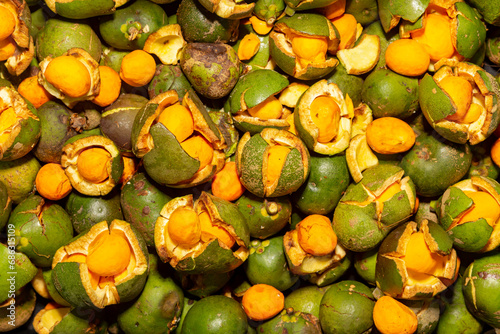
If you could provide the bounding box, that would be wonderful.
[236,128,310,198]
[154,192,250,275]
[44,0,131,19]
[51,219,149,309]
[131,90,226,188]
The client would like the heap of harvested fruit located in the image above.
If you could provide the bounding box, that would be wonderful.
[2,0,500,333]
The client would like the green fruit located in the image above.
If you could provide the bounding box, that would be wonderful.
[256,309,322,333]
[117,254,184,334]
[180,42,241,99]
[0,243,37,303]
[235,192,291,239]
[333,164,416,252]
[175,271,233,299]
[148,65,192,101]
[99,0,167,50]
[462,252,500,329]
[0,153,40,205]
[9,194,73,267]
[121,172,172,247]
[155,192,250,274]
[284,285,329,319]
[361,68,419,119]
[244,237,298,291]
[378,0,429,33]
[354,248,378,286]
[177,0,239,43]
[254,0,285,24]
[400,131,472,197]
[44,0,129,19]
[0,181,12,231]
[319,280,375,334]
[51,220,149,309]
[325,61,364,107]
[34,306,108,334]
[452,2,487,60]
[467,0,500,25]
[307,251,352,287]
[345,0,379,26]
[36,18,102,62]
[180,295,248,334]
[293,154,350,215]
[100,46,129,73]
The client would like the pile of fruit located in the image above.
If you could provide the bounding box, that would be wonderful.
[1,0,500,333]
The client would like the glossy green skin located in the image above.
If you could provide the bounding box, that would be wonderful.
[36,18,102,62]
[0,154,40,204]
[284,0,336,11]
[354,248,378,286]
[51,223,149,309]
[293,154,350,215]
[117,254,184,334]
[234,23,270,70]
[180,295,247,334]
[177,0,239,43]
[319,280,375,334]
[235,192,291,239]
[66,189,124,234]
[326,62,364,107]
[0,181,11,231]
[468,0,500,25]
[378,0,429,32]
[9,194,73,267]
[345,0,379,26]
[333,164,415,252]
[49,0,119,19]
[284,285,329,319]
[52,311,108,334]
[100,94,149,154]
[361,68,419,119]
[175,271,232,298]
[172,298,196,334]
[225,69,289,114]
[42,269,70,306]
[99,0,167,50]
[463,252,500,328]
[34,101,77,163]
[454,2,487,59]
[254,0,285,23]
[121,172,172,247]
[257,310,322,334]
[0,244,37,303]
[148,65,192,100]
[244,237,298,291]
[100,47,129,73]
[0,287,36,331]
[436,276,483,334]
[180,43,241,99]
[400,132,472,197]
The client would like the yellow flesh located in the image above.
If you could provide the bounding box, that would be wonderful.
[248,96,283,120]
[238,33,260,60]
[40,308,71,331]
[266,145,290,187]
[297,215,337,256]
[77,147,111,183]
[167,207,201,247]
[199,210,235,248]
[404,232,445,278]
[87,231,131,277]
[309,95,340,143]
[157,103,194,143]
[180,135,214,171]
[373,296,418,334]
[0,6,16,41]
[44,56,91,98]
[291,34,328,68]
[440,76,473,122]
[458,190,500,227]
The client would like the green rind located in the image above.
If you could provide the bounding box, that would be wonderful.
[54,0,116,19]
[52,262,96,309]
[378,0,429,32]
[239,134,267,197]
[0,154,40,204]
[0,244,37,303]
[454,2,487,59]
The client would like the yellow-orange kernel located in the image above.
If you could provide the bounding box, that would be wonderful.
[92,66,121,107]
[320,0,346,20]
[366,117,416,154]
[238,33,260,60]
[404,232,444,276]
[119,50,156,87]
[44,56,92,98]
[39,305,71,331]
[167,207,201,247]
[87,231,131,277]
[439,76,473,122]
[77,147,111,183]
[266,145,290,186]
[410,13,455,62]
[491,137,500,167]
[249,15,273,35]
[119,156,138,184]
[0,37,16,61]
[211,161,245,202]
[385,39,430,76]
[297,214,337,256]
[331,13,358,50]
[0,6,16,41]
[35,163,73,201]
[248,95,283,120]
[458,190,500,227]
[461,103,482,124]
[0,106,18,134]
[292,34,328,68]
[377,182,402,204]
[310,95,340,143]
[157,103,194,142]
[64,253,87,263]
[373,296,418,334]
[17,76,52,109]
[180,135,214,171]
[242,284,285,321]
[285,112,296,135]
[199,210,235,248]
